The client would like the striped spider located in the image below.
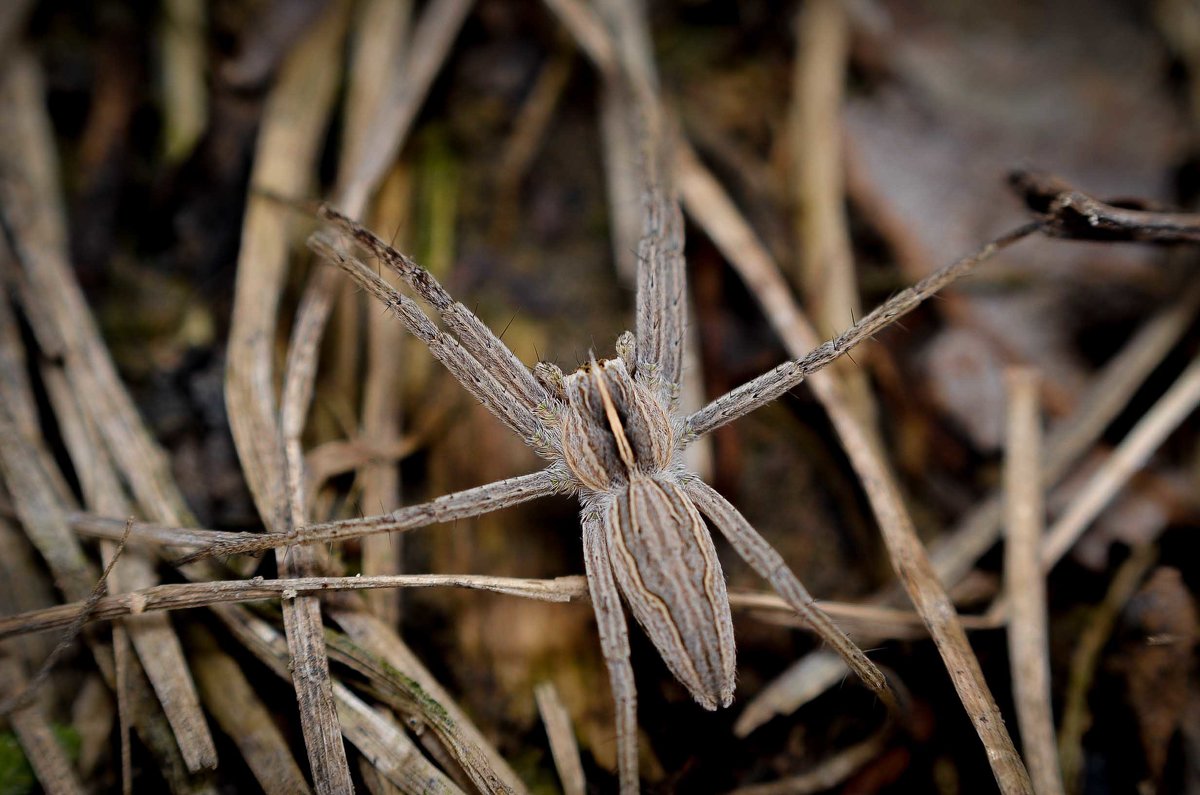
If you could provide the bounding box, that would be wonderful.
[184,165,1026,792]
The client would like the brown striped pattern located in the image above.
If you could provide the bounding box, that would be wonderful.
[604,476,735,709]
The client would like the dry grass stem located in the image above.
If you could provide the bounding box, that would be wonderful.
[790,0,877,428]
[330,4,413,618]
[0,656,85,795]
[535,681,587,795]
[1040,352,1200,567]
[224,0,342,529]
[112,622,131,795]
[331,609,529,794]
[189,625,313,795]
[224,4,352,789]
[216,604,462,792]
[359,759,404,795]
[732,650,850,739]
[1004,369,1065,795]
[0,54,193,527]
[0,519,131,716]
[0,405,96,601]
[542,0,616,74]
[338,0,474,214]
[323,632,521,794]
[925,278,1200,592]
[727,722,893,795]
[41,363,217,773]
[0,517,56,664]
[0,571,1001,646]
[682,213,1039,438]
[493,46,574,242]
[352,46,416,619]
[324,0,411,414]
[69,675,114,781]
[338,0,412,205]
[279,246,354,795]
[0,259,45,452]
[791,0,855,333]
[305,434,421,495]
[728,591,999,637]
[359,171,412,625]
[0,366,195,784]
[332,686,463,795]
[0,574,588,641]
[671,143,1032,790]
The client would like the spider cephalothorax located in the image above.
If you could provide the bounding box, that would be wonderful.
[559,353,674,489]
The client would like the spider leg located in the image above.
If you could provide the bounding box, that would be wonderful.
[309,233,555,450]
[178,468,565,562]
[581,510,639,795]
[634,187,686,405]
[318,206,554,416]
[682,477,897,710]
[588,0,687,405]
[682,225,1038,441]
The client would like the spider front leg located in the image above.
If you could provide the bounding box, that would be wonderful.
[682,477,896,709]
[581,510,640,795]
[318,206,556,420]
[309,233,554,449]
[682,226,1038,441]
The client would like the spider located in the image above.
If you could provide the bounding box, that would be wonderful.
[181,163,1032,791]
[310,196,889,790]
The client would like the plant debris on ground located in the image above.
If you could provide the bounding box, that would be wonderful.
[0,0,1198,793]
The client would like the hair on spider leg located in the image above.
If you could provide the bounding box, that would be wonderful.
[382,297,407,321]
[281,543,297,571]
[498,311,519,343]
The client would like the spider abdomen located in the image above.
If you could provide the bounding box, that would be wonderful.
[604,475,736,710]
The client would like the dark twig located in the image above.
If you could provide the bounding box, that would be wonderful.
[1010,170,1200,243]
